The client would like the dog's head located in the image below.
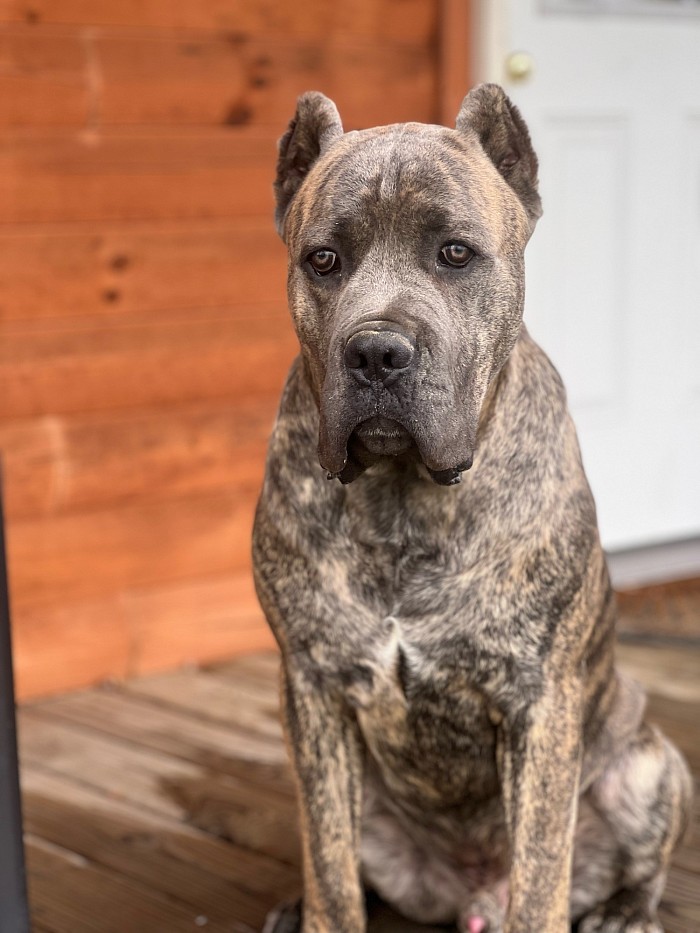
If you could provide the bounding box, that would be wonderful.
[275,84,541,485]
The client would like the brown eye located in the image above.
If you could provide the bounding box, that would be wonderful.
[438,242,474,268]
[307,248,340,276]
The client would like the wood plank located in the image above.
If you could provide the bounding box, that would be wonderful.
[0,28,87,126]
[617,577,700,640]
[660,866,700,933]
[156,768,299,864]
[616,641,700,704]
[0,397,276,520]
[0,29,436,130]
[0,128,277,224]
[645,694,700,774]
[437,0,472,125]
[32,686,290,777]
[26,834,234,933]
[19,711,297,863]
[12,594,131,700]
[212,649,281,684]
[0,309,296,418]
[205,657,281,703]
[0,220,287,322]
[21,691,299,863]
[7,490,257,608]
[30,690,292,800]
[95,33,437,129]
[21,768,299,926]
[673,837,700,879]
[1,2,436,42]
[122,571,274,676]
[123,666,283,738]
[19,711,206,819]
[12,569,272,700]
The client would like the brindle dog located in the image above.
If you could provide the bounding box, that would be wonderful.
[252,85,692,933]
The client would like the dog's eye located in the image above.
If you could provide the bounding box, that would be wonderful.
[307,249,340,276]
[438,243,474,268]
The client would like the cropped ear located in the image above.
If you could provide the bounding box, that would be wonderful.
[456,83,542,229]
[274,91,344,237]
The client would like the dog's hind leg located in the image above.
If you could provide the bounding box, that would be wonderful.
[572,721,692,933]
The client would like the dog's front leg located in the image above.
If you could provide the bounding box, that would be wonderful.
[498,676,582,933]
[282,662,365,933]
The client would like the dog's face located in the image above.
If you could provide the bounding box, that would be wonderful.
[275,85,541,485]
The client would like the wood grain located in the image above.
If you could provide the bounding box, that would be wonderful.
[26,834,236,933]
[0,220,287,322]
[0,129,278,223]
[0,29,88,127]
[12,570,273,700]
[0,397,277,520]
[617,577,700,641]
[22,769,298,926]
[8,491,256,607]
[34,684,288,773]
[437,0,472,125]
[20,712,207,819]
[0,309,296,419]
[2,1,436,42]
[121,571,275,675]
[0,27,436,129]
[123,665,283,738]
[95,33,437,130]
[12,594,132,699]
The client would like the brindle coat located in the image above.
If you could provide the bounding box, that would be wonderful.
[252,85,692,933]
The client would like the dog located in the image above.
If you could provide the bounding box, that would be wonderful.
[252,84,692,933]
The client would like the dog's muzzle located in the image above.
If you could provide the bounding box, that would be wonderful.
[318,325,475,486]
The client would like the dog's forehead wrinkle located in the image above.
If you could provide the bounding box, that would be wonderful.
[296,137,505,257]
[374,122,414,202]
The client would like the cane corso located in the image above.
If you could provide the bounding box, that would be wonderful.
[252,84,692,933]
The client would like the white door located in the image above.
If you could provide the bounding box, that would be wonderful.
[474,0,700,551]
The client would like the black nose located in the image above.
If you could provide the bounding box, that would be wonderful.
[344,330,416,387]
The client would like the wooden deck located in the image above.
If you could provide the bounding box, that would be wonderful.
[19,639,700,933]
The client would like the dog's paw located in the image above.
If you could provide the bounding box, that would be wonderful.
[576,905,663,933]
[261,900,303,933]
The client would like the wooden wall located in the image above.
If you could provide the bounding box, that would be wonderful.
[0,0,468,699]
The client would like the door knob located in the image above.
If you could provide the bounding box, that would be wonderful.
[506,51,534,81]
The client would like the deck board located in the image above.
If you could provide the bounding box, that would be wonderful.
[20,634,700,932]
[26,834,236,933]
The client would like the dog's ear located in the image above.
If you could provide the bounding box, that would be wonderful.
[456,83,542,228]
[274,91,344,238]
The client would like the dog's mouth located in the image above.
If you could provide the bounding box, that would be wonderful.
[323,413,472,487]
[352,417,414,457]
[317,354,479,487]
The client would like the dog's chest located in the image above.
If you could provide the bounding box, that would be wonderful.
[342,617,501,807]
[312,477,545,805]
